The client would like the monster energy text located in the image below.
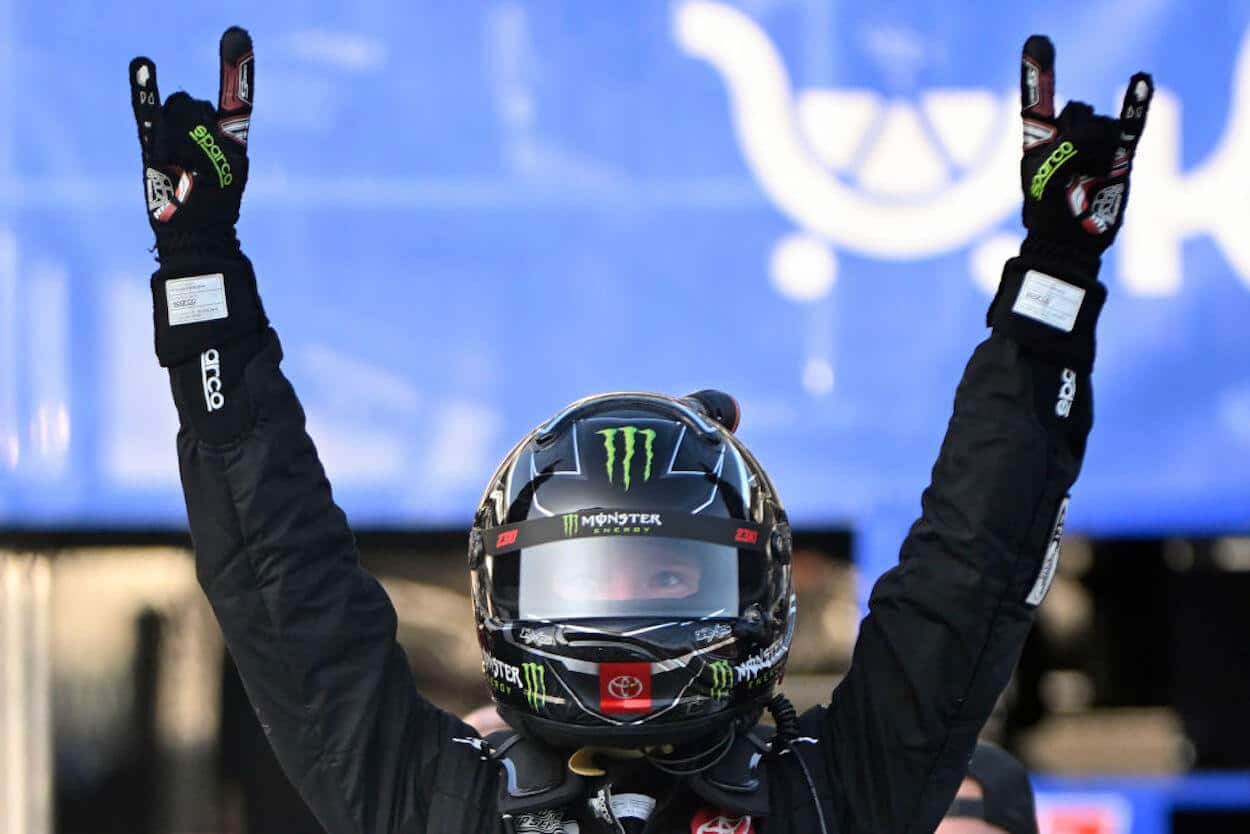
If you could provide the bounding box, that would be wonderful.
[561,511,663,536]
[583,512,661,526]
[709,660,733,700]
[484,655,521,686]
[522,662,547,710]
[597,426,657,491]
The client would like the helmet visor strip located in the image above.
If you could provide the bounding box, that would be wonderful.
[483,512,768,620]
[515,536,738,619]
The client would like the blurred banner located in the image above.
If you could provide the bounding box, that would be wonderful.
[1034,774,1250,834]
[1,0,1248,532]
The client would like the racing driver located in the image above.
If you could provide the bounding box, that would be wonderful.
[127,27,1151,834]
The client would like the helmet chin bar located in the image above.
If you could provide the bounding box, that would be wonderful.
[498,701,762,753]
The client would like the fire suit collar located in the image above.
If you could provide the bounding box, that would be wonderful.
[686,727,773,818]
[484,728,772,822]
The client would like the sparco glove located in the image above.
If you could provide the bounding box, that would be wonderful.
[129,28,268,441]
[988,35,1153,372]
[130,26,254,258]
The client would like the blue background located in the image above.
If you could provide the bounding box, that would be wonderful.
[1,0,1249,541]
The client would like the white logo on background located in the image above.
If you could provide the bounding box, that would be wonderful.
[607,675,643,699]
[696,816,752,834]
[145,168,175,219]
[518,627,556,647]
[694,623,732,643]
[200,349,224,412]
[674,1,1250,298]
[484,654,522,686]
[1027,497,1069,606]
[237,56,254,105]
[516,810,580,834]
[1056,368,1077,418]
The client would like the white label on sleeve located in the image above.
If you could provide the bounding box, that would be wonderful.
[1027,496,1069,606]
[1012,270,1085,333]
[608,793,656,822]
[166,273,228,326]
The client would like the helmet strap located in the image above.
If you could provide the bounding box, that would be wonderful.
[643,721,738,776]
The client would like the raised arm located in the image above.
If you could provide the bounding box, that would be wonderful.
[128,30,492,834]
[821,37,1153,834]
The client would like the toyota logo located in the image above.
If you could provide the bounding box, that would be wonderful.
[607,674,643,700]
[695,815,752,834]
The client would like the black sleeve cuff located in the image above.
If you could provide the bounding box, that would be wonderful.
[986,248,1107,373]
[151,254,268,369]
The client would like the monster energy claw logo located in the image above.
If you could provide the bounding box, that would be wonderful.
[709,660,733,701]
[562,513,579,537]
[597,426,657,491]
[522,662,547,710]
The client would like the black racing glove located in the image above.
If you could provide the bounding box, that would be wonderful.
[129,28,267,442]
[130,27,254,259]
[989,35,1153,372]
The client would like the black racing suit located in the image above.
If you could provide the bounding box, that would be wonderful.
[159,257,1093,834]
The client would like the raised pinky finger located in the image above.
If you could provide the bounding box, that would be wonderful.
[129,57,161,153]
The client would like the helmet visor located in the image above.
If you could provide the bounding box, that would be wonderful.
[512,536,740,620]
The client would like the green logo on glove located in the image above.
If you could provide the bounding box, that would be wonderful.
[1030,141,1077,200]
[189,124,234,187]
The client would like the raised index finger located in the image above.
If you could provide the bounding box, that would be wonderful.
[1021,35,1057,150]
[217,26,254,145]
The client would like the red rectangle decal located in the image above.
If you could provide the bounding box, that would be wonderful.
[1036,794,1130,834]
[495,529,518,549]
[599,662,652,714]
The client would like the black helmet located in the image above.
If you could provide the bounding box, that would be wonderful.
[469,391,795,751]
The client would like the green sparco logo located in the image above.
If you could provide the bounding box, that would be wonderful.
[597,426,657,491]
[709,660,733,701]
[522,662,546,710]
[1030,140,1077,200]
[189,124,234,187]
[561,513,579,537]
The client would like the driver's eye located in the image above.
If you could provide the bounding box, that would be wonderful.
[650,571,685,590]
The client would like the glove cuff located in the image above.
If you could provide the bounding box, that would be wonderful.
[986,248,1107,373]
[155,226,243,263]
[151,254,268,368]
[1018,237,1102,278]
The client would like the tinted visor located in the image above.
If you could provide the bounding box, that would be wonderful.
[513,536,740,619]
[483,513,771,620]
